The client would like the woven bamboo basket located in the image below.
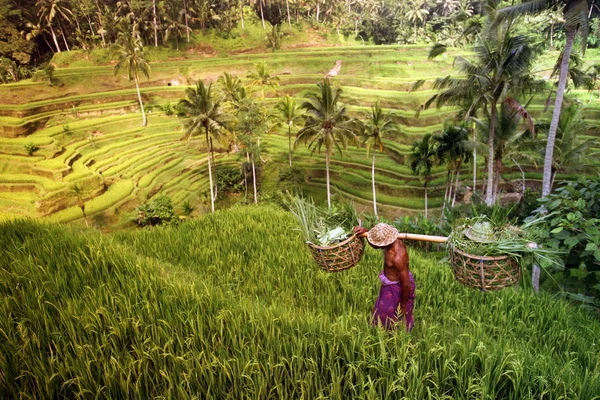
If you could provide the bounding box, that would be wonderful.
[307,234,365,272]
[450,247,520,291]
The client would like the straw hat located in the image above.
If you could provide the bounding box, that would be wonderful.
[464,221,495,243]
[367,223,399,247]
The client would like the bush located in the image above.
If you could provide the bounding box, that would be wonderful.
[278,166,306,191]
[24,143,39,156]
[525,178,600,307]
[135,195,177,227]
[216,165,244,193]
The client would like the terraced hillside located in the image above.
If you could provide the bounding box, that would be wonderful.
[1,36,600,229]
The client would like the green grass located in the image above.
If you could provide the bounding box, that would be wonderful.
[1,206,599,398]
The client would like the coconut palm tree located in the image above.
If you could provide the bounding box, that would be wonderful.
[273,95,302,167]
[497,0,590,197]
[218,72,243,104]
[246,61,280,101]
[360,101,398,218]
[410,133,437,218]
[113,21,151,127]
[406,0,430,42]
[538,103,599,187]
[433,123,473,208]
[178,81,229,212]
[36,0,73,53]
[473,97,537,202]
[296,79,358,209]
[419,3,542,206]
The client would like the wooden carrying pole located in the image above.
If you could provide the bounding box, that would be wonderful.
[359,232,448,243]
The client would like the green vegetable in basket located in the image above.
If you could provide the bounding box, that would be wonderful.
[286,194,358,245]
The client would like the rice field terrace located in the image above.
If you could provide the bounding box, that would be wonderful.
[1,205,599,398]
[2,25,600,228]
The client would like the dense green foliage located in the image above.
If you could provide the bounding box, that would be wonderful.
[135,195,177,227]
[1,206,599,398]
[527,178,600,305]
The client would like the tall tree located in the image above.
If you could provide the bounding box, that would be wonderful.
[418,2,542,205]
[296,79,357,208]
[497,0,590,196]
[35,0,73,53]
[434,123,473,208]
[409,133,437,218]
[113,21,151,127]
[178,81,229,213]
[473,97,537,201]
[539,103,599,186]
[360,101,398,219]
[273,95,302,167]
[406,0,430,42]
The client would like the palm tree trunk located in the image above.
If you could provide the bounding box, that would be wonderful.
[326,151,331,209]
[485,100,497,206]
[542,26,576,197]
[372,151,378,218]
[210,137,217,200]
[452,167,461,207]
[153,0,159,47]
[49,24,62,53]
[206,127,215,212]
[286,0,291,26]
[260,0,266,29]
[240,1,245,29]
[58,20,70,51]
[424,179,429,218]
[252,152,258,203]
[184,0,190,42]
[288,125,292,167]
[134,74,147,127]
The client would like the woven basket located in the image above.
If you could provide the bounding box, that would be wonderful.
[450,247,520,291]
[307,234,365,272]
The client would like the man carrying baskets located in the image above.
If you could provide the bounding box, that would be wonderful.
[354,223,415,332]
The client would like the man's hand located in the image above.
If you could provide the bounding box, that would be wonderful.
[353,226,368,236]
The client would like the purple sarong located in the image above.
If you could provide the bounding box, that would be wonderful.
[371,271,415,331]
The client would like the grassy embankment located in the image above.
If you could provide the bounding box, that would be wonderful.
[1,205,599,398]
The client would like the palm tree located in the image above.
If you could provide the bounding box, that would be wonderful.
[540,103,599,187]
[497,0,590,197]
[295,79,357,209]
[178,81,229,212]
[218,72,243,104]
[406,0,430,42]
[113,21,151,127]
[236,91,267,204]
[433,123,473,208]
[36,0,73,53]
[410,133,437,218]
[163,0,190,50]
[246,61,280,101]
[273,95,302,167]
[473,97,537,202]
[419,3,542,205]
[360,101,398,218]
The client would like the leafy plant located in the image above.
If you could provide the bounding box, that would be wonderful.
[525,178,600,305]
[215,165,244,193]
[286,195,358,245]
[135,195,178,227]
[181,200,194,217]
[24,142,38,156]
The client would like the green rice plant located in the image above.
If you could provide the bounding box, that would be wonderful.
[0,206,599,398]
